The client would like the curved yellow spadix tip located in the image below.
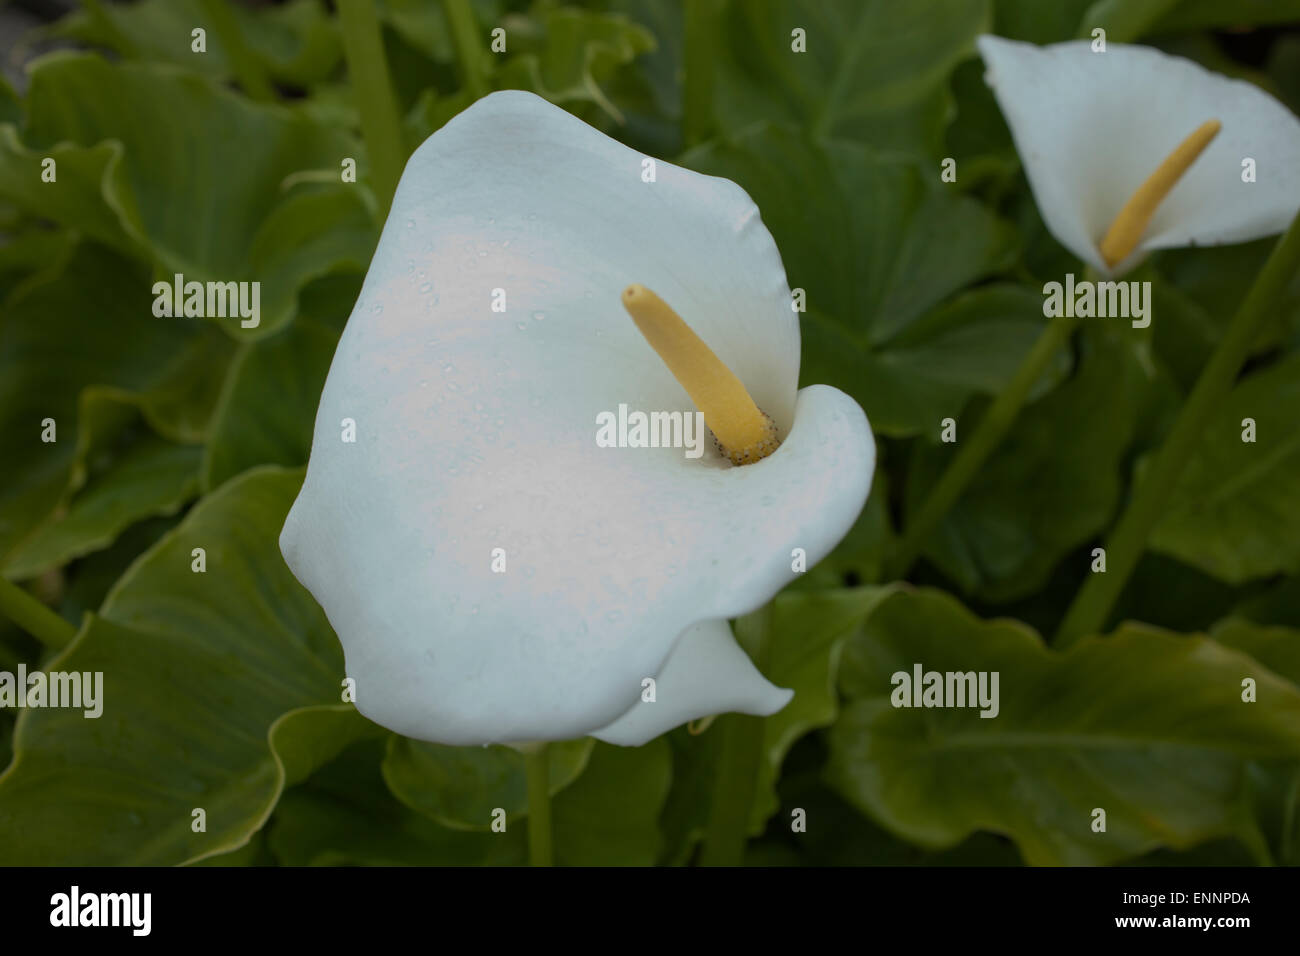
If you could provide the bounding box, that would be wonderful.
[1098,119,1222,269]
[621,284,780,466]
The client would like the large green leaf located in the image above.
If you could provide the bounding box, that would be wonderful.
[827,588,1300,865]
[1153,0,1300,31]
[270,738,524,866]
[1150,353,1300,583]
[0,128,141,255]
[1213,618,1300,865]
[496,6,656,123]
[202,315,340,491]
[4,434,200,580]
[684,128,1027,438]
[0,243,232,569]
[904,326,1155,601]
[380,0,504,63]
[993,0,1093,43]
[382,736,594,830]
[0,227,76,303]
[1154,239,1300,370]
[53,0,343,89]
[246,185,376,336]
[16,53,362,337]
[1075,0,1182,42]
[714,0,990,156]
[552,739,672,866]
[659,587,890,862]
[273,735,671,866]
[0,467,368,865]
[755,768,1023,866]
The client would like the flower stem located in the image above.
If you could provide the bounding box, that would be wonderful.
[0,576,75,650]
[699,604,773,866]
[1056,213,1300,648]
[889,309,1081,580]
[441,0,489,101]
[337,0,405,218]
[682,0,720,148]
[524,744,553,867]
[197,0,274,102]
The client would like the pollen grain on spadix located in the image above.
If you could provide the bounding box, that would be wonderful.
[620,283,780,466]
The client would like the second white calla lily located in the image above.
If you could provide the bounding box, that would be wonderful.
[280,91,875,748]
[978,35,1300,277]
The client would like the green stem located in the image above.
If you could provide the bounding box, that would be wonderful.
[524,744,553,867]
[699,603,773,866]
[890,309,1081,579]
[338,0,406,218]
[198,0,274,102]
[441,0,489,101]
[682,0,719,147]
[1056,213,1300,648]
[0,576,75,650]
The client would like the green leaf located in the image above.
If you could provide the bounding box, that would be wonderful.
[714,0,990,155]
[0,128,141,254]
[1234,576,1300,630]
[1213,618,1300,865]
[553,739,672,866]
[275,735,670,866]
[0,467,364,864]
[1153,0,1300,32]
[382,736,595,830]
[659,587,891,862]
[1154,239,1300,365]
[905,326,1154,601]
[602,0,685,154]
[0,244,232,568]
[379,0,503,63]
[827,588,1300,865]
[758,768,1024,866]
[19,53,360,336]
[0,74,18,126]
[54,0,343,89]
[270,738,523,865]
[56,516,180,625]
[1075,0,1182,42]
[496,6,656,123]
[684,128,1022,438]
[993,0,1093,43]
[202,316,340,492]
[1150,353,1300,584]
[4,435,200,579]
[756,588,896,806]
[246,185,376,337]
[0,227,75,301]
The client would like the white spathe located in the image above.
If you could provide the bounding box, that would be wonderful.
[978,35,1300,277]
[280,91,875,748]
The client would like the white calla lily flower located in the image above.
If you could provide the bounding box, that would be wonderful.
[978,35,1300,277]
[280,91,875,748]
